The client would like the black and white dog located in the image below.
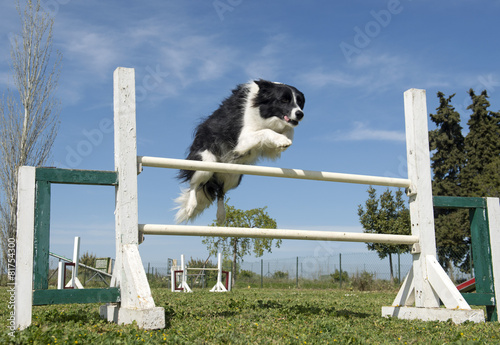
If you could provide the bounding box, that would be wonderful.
[175,79,305,224]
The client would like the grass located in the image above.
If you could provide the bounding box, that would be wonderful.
[1,287,499,344]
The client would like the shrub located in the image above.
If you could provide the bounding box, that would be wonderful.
[273,271,289,279]
[352,271,374,291]
[331,269,349,283]
[239,270,256,279]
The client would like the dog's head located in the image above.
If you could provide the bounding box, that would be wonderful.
[253,79,305,128]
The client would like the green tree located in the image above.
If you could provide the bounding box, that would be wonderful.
[202,202,281,287]
[461,89,500,198]
[429,92,465,196]
[428,92,469,276]
[357,187,410,282]
[187,257,218,287]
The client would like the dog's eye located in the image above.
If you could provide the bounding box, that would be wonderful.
[280,97,289,103]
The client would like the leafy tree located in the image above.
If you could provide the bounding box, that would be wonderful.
[80,251,96,267]
[0,0,61,269]
[428,92,469,276]
[202,202,281,287]
[461,89,500,198]
[187,257,218,286]
[357,187,410,282]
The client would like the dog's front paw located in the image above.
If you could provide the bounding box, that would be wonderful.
[274,136,292,151]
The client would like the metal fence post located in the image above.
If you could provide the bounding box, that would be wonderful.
[260,259,263,288]
[296,257,299,289]
[339,253,342,289]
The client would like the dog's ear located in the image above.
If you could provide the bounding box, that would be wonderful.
[254,79,273,89]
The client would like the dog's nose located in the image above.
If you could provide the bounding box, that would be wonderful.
[295,110,304,120]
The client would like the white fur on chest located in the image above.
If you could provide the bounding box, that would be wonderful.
[233,83,294,164]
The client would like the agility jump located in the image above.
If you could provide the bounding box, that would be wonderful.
[15,67,499,330]
[171,253,231,293]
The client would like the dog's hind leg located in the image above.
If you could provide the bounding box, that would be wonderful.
[175,150,218,223]
[216,193,226,225]
[175,171,214,223]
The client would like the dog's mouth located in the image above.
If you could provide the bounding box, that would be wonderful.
[284,115,299,126]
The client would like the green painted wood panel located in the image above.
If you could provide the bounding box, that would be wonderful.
[433,196,486,209]
[470,207,495,295]
[462,292,495,306]
[36,168,118,185]
[33,288,120,305]
[34,180,51,290]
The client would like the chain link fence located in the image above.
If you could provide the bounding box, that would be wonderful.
[22,247,472,290]
[142,247,473,289]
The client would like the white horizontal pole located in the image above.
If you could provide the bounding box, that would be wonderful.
[139,224,419,245]
[137,156,411,188]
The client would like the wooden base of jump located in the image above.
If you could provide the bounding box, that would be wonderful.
[382,307,485,324]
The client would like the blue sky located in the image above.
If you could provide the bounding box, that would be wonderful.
[1,0,499,266]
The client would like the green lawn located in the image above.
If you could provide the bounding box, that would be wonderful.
[1,287,499,344]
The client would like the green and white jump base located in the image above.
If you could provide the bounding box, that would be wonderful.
[14,67,500,331]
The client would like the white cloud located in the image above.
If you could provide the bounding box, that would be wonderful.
[323,121,406,142]
[298,52,409,93]
[159,34,238,88]
[61,30,118,77]
[299,69,369,88]
[243,34,303,81]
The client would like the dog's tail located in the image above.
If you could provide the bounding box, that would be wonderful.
[174,187,212,223]
[174,185,226,224]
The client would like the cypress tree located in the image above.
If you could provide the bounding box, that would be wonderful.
[428,92,468,276]
[429,92,465,196]
[461,89,500,198]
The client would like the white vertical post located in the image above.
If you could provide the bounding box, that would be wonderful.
[71,237,80,288]
[14,166,36,330]
[487,197,500,322]
[171,267,175,292]
[100,67,165,329]
[210,253,227,292]
[404,88,440,308]
[217,253,222,288]
[383,89,484,323]
[57,262,64,289]
[180,254,192,292]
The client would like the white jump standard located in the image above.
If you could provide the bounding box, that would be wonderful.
[94,68,489,325]
[109,66,482,324]
[16,67,499,331]
[171,253,231,292]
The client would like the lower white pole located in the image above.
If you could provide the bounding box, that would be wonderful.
[140,224,418,245]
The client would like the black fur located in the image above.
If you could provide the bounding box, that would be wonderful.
[175,79,305,223]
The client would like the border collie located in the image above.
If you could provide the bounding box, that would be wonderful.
[175,79,305,224]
